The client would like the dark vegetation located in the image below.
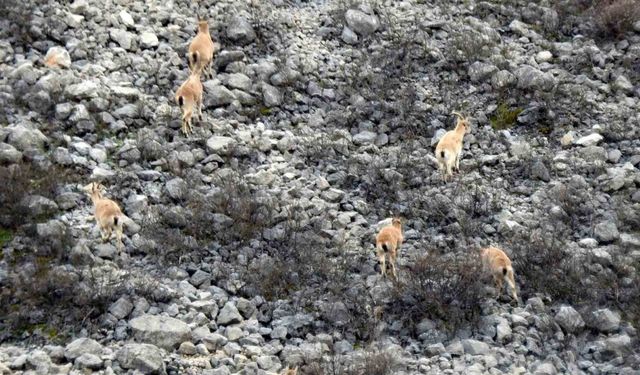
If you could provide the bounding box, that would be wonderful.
[390,253,484,333]
[0,162,165,343]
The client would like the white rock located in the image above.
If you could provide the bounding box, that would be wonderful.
[575,133,603,147]
[140,32,159,48]
[535,50,553,63]
[119,10,135,27]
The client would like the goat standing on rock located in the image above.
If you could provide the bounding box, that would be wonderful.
[82,182,126,252]
[435,112,471,181]
[175,70,204,136]
[375,217,404,279]
[481,246,518,303]
[188,16,217,78]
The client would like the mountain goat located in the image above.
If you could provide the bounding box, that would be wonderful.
[375,217,404,279]
[435,112,471,181]
[481,246,518,302]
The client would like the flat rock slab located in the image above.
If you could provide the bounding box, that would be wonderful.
[130,315,191,350]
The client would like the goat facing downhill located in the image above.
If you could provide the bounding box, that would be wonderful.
[82,182,125,252]
[375,217,404,279]
[188,17,216,78]
[481,246,518,303]
[435,111,471,181]
[175,70,204,136]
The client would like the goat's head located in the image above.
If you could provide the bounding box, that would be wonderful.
[452,111,471,133]
[82,181,105,198]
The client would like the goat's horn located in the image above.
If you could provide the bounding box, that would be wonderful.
[451,111,465,120]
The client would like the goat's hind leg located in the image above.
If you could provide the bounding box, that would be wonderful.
[376,247,387,278]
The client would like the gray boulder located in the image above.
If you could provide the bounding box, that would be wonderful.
[117,343,165,374]
[140,32,159,48]
[345,9,379,36]
[6,124,48,152]
[130,315,191,349]
[468,62,498,82]
[217,302,244,326]
[206,136,235,155]
[515,65,556,91]
[589,308,620,333]
[594,221,619,244]
[206,84,236,107]
[75,353,103,370]
[554,305,585,333]
[262,84,282,107]
[461,339,490,355]
[64,338,103,360]
[227,16,256,45]
[0,143,22,164]
[109,296,134,319]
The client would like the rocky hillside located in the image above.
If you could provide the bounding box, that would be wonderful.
[1,0,639,374]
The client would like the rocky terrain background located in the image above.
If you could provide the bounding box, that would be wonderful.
[0,0,639,374]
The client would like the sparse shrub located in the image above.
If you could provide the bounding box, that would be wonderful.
[0,262,164,343]
[490,103,523,130]
[241,205,377,341]
[0,163,80,230]
[450,29,496,63]
[390,252,484,334]
[593,0,640,38]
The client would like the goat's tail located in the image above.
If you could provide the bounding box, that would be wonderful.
[190,51,200,70]
[178,95,184,106]
[382,243,389,253]
[440,150,446,159]
[502,267,507,276]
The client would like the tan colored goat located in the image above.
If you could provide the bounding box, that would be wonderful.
[188,17,216,78]
[481,246,518,302]
[435,112,471,181]
[83,182,125,251]
[375,218,404,279]
[175,70,203,136]
[281,367,298,375]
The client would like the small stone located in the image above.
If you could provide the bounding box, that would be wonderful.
[179,342,197,355]
[44,46,71,68]
[109,296,134,319]
[531,160,550,182]
[613,75,633,94]
[560,131,575,146]
[75,353,103,370]
[353,131,377,145]
[217,302,243,326]
[206,136,235,155]
[341,26,358,44]
[535,51,553,63]
[262,84,282,107]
